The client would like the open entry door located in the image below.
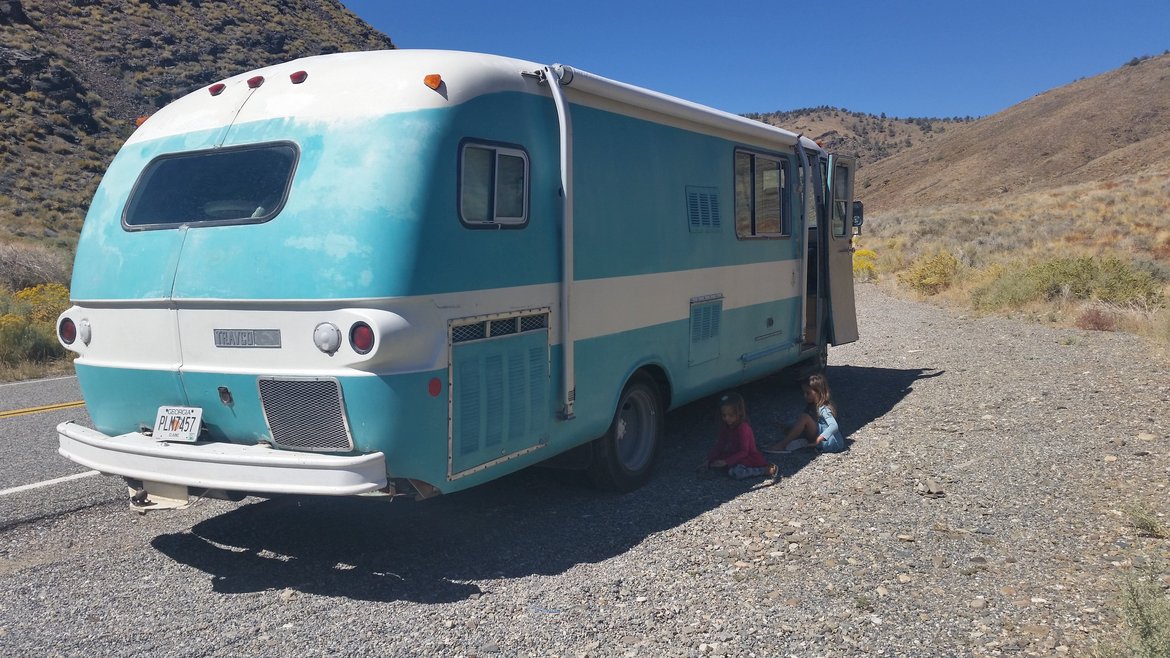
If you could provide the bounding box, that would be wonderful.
[824,155,859,345]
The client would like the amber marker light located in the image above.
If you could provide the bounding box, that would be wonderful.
[423,74,442,91]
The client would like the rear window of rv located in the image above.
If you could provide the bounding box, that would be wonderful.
[123,142,298,229]
[459,141,529,228]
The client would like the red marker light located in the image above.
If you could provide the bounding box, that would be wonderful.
[428,378,442,397]
[59,317,77,345]
[208,83,226,96]
[350,322,374,354]
[290,70,308,84]
[247,76,265,89]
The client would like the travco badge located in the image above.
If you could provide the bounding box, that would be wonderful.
[213,329,281,348]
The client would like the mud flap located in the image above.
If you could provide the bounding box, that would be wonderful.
[129,481,190,512]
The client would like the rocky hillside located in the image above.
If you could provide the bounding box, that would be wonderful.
[747,107,973,167]
[0,0,393,249]
[858,53,1170,213]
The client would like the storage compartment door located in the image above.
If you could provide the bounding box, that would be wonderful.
[450,329,550,476]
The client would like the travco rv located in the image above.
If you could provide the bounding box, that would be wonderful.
[56,50,861,507]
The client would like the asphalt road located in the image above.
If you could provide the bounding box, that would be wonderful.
[0,376,127,527]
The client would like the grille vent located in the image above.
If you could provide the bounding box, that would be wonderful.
[452,323,486,343]
[453,312,549,344]
[258,378,353,452]
[686,186,721,233]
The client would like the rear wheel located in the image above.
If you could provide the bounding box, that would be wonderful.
[588,374,662,492]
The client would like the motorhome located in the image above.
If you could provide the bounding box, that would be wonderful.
[56,50,860,507]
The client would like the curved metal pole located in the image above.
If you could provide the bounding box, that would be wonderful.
[543,65,575,419]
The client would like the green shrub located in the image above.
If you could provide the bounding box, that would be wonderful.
[0,285,68,366]
[1118,567,1170,657]
[974,256,1164,310]
[897,251,960,295]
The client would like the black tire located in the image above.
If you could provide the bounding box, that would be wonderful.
[795,343,828,381]
[588,374,662,492]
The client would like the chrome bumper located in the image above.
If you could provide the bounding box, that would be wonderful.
[57,421,387,496]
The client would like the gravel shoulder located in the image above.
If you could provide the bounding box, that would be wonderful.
[2,283,1168,657]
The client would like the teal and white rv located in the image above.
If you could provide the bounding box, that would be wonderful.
[56,50,861,506]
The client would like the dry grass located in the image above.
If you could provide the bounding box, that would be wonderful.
[0,357,75,384]
[860,166,1170,352]
[1126,505,1170,540]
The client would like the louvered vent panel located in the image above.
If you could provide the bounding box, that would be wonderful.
[528,345,548,434]
[458,359,481,456]
[507,351,527,440]
[484,354,504,447]
[689,299,722,366]
[686,186,721,233]
[450,313,550,475]
[258,378,353,452]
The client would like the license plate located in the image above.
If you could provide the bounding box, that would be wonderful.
[153,406,204,443]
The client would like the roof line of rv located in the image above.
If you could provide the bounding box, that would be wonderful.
[541,64,815,152]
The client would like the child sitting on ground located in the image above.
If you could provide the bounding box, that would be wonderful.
[773,373,845,453]
[699,392,778,479]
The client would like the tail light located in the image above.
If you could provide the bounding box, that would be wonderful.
[59,317,77,345]
[350,322,374,354]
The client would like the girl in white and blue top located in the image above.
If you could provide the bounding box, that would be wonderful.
[775,373,845,453]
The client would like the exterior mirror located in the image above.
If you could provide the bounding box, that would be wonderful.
[851,200,864,235]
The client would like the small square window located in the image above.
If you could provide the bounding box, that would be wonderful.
[460,143,529,227]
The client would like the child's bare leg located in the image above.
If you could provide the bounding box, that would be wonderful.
[778,414,817,449]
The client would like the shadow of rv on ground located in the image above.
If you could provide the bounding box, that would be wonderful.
[150,365,942,603]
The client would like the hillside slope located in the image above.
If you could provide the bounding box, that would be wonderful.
[748,107,973,167]
[0,0,393,248]
[858,53,1170,212]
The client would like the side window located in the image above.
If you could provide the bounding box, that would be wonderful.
[460,142,529,227]
[733,150,789,238]
[831,163,850,237]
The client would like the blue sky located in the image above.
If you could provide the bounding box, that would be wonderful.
[340,0,1168,119]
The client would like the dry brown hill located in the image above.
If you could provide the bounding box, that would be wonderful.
[0,0,393,250]
[859,53,1170,213]
[747,107,972,167]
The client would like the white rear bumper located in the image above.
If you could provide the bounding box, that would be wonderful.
[57,421,387,496]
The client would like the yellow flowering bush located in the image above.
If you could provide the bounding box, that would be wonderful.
[0,284,69,366]
[14,282,70,323]
[853,248,878,282]
[897,251,961,295]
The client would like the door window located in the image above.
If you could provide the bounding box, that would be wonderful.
[831,163,850,237]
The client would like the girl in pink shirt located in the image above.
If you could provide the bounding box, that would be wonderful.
[699,392,778,479]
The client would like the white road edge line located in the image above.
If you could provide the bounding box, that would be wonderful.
[0,374,79,384]
[0,375,78,387]
[0,470,101,496]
